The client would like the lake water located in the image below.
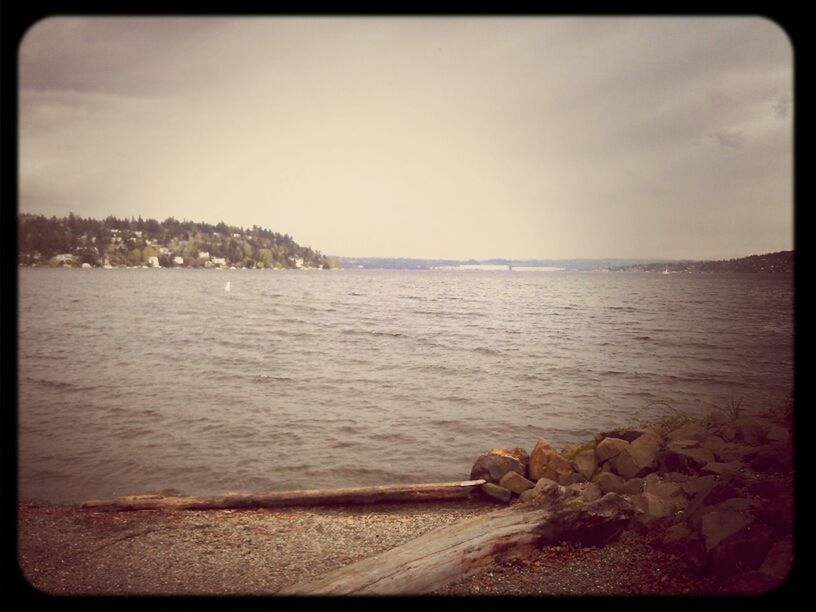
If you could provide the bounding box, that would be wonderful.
[17,268,793,504]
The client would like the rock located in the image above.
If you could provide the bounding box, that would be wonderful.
[705,482,742,506]
[719,570,781,595]
[745,478,788,500]
[765,424,790,444]
[620,477,644,495]
[666,422,709,444]
[701,434,726,456]
[642,479,687,512]
[759,536,793,583]
[571,448,597,480]
[518,489,535,504]
[759,492,793,532]
[498,471,536,495]
[714,442,755,463]
[720,417,769,446]
[701,461,744,477]
[612,432,661,478]
[528,439,574,482]
[711,523,776,577]
[631,492,675,519]
[591,472,627,494]
[743,442,793,472]
[480,482,512,503]
[536,493,635,547]
[595,437,629,463]
[703,408,731,428]
[557,472,587,486]
[680,475,717,497]
[522,477,573,508]
[471,448,526,484]
[579,482,603,502]
[528,438,556,479]
[700,510,754,551]
[661,522,693,546]
[657,446,716,474]
[661,471,690,483]
[595,429,643,444]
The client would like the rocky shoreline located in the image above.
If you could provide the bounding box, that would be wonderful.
[16,403,794,597]
[465,402,794,594]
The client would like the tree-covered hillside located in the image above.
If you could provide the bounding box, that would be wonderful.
[17,213,338,269]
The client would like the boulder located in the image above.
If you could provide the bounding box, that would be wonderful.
[591,472,627,494]
[471,448,527,484]
[701,461,744,477]
[498,471,536,495]
[620,477,644,495]
[701,434,726,456]
[719,570,781,595]
[657,446,716,474]
[705,482,742,506]
[631,492,675,519]
[612,432,661,478]
[571,448,597,480]
[558,472,587,486]
[594,429,644,443]
[703,408,731,428]
[535,493,635,547]
[720,417,769,446]
[480,482,512,503]
[528,438,574,482]
[759,492,793,532]
[714,442,755,463]
[595,437,629,463]
[711,523,776,577]
[700,510,754,551]
[765,424,790,444]
[643,478,687,511]
[759,536,793,583]
[578,482,603,502]
[523,477,569,508]
[743,442,793,472]
[666,422,709,444]
[680,475,717,497]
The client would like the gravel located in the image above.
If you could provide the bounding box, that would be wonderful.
[17,500,495,595]
[18,500,723,596]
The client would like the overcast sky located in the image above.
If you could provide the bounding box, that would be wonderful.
[19,16,792,260]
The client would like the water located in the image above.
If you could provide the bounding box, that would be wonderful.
[17,268,793,504]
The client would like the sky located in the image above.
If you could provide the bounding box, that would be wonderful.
[19,16,793,260]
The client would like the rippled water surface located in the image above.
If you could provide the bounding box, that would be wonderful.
[18,268,793,503]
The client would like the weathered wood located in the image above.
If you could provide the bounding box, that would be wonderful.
[79,480,487,512]
[279,493,634,595]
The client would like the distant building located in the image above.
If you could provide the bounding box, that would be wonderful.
[133,230,143,237]
[212,257,227,266]
[158,247,171,255]
[294,257,304,268]
[55,254,73,263]
[198,251,210,260]
[173,256,184,265]
[148,256,160,267]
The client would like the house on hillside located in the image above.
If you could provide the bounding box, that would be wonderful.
[148,256,160,268]
[198,251,210,260]
[173,256,184,266]
[212,257,226,267]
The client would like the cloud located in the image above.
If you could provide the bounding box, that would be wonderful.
[709,129,747,149]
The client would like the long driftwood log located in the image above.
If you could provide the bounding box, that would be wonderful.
[279,492,634,595]
[79,480,487,512]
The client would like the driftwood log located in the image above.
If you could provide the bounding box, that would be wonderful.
[279,492,635,595]
[80,480,487,512]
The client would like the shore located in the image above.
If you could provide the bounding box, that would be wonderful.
[19,498,722,597]
[17,404,794,597]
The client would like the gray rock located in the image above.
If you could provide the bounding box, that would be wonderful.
[591,471,627,494]
[759,536,793,583]
[700,510,754,551]
[558,472,587,486]
[620,477,644,495]
[595,437,629,463]
[720,417,769,446]
[480,482,512,503]
[711,523,776,577]
[470,448,526,484]
[666,422,710,444]
[701,460,744,477]
[571,448,597,480]
[498,470,536,495]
